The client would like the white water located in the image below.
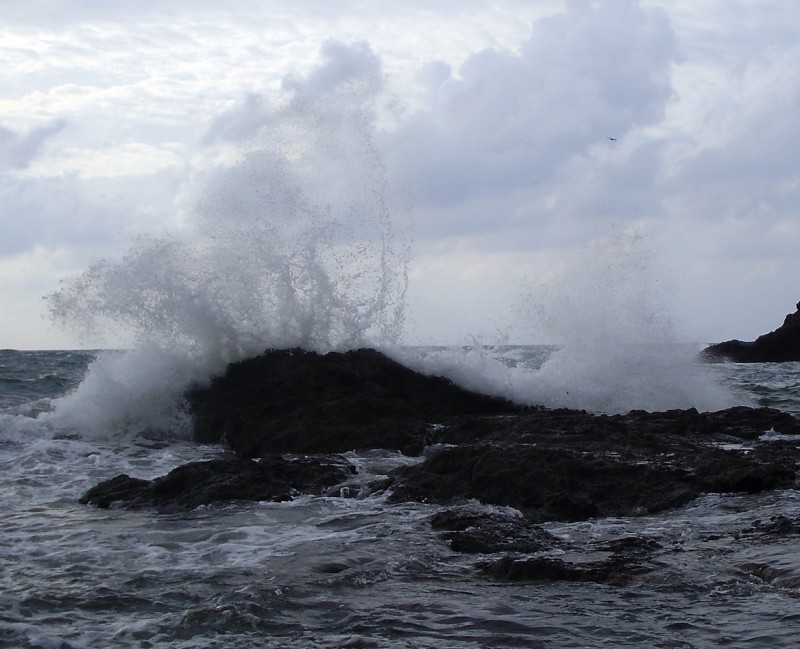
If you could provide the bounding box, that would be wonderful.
[389,230,738,414]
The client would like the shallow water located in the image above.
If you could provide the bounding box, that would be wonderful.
[2,350,800,648]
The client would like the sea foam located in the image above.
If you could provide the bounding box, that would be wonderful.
[515,230,741,412]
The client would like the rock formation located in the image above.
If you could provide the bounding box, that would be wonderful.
[702,301,800,362]
[80,455,356,510]
[186,347,519,457]
[80,348,800,584]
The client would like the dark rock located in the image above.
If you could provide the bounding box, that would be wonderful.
[80,474,151,509]
[747,514,800,537]
[80,455,355,510]
[82,346,800,565]
[186,348,521,457]
[702,301,800,362]
[430,507,562,554]
[430,506,662,584]
[389,442,695,521]
[388,407,800,522]
[479,536,661,584]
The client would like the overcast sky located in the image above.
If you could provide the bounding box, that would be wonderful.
[2,0,799,349]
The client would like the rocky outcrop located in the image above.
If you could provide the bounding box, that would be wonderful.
[430,506,661,585]
[702,301,800,362]
[186,348,520,457]
[387,406,800,522]
[80,348,800,584]
[430,507,562,554]
[79,455,356,510]
[478,535,662,585]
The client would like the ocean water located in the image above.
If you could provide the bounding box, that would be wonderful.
[2,348,800,649]
[8,79,800,647]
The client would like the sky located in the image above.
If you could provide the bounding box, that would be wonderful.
[1,0,799,349]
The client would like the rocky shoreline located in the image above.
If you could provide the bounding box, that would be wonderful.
[81,348,800,584]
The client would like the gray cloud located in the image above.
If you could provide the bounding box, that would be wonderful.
[203,94,270,145]
[203,40,383,146]
[196,40,394,239]
[0,170,183,257]
[282,40,383,105]
[0,120,66,170]
[0,175,102,255]
[387,0,678,234]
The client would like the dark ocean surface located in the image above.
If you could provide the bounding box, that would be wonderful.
[2,348,800,648]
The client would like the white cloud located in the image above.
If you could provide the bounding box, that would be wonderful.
[387,0,678,236]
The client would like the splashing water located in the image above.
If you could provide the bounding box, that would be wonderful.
[43,43,738,436]
[45,43,410,437]
[392,229,739,414]
[513,229,739,412]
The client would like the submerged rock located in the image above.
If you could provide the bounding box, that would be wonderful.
[478,535,662,585]
[431,505,662,585]
[430,507,562,554]
[702,301,800,362]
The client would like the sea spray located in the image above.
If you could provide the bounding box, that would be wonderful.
[516,229,741,412]
[395,230,741,414]
[45,42,410,437]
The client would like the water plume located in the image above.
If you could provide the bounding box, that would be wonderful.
[45,42,410,436]
[517,229,740,413]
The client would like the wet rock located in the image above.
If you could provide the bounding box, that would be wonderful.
[430,506,662,585]
[430,507,562,554]
[389,407,800,522]
[186,348,520,457]
[745,514,800,537]
[80,455,356,510]
[479,536,661,585]
[83,348,800,538]
[702,301,800,362]
[389,442,696,521]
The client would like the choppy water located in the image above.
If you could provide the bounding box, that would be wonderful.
[2,349,800,648]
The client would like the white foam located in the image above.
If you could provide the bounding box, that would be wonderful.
[44,346,199,439]
[391,342,739,414]
[521,342,741,413]
[508,229,741,413]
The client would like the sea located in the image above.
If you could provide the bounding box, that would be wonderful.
[2,346,800,649]
[6,90,800,647]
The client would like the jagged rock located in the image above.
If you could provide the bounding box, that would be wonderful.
[388,407,800,522]
[702,301,800,362]
[186,348,520,457]
[430,506,662,584]
[80,455,356,510]
[81,346,800,577]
